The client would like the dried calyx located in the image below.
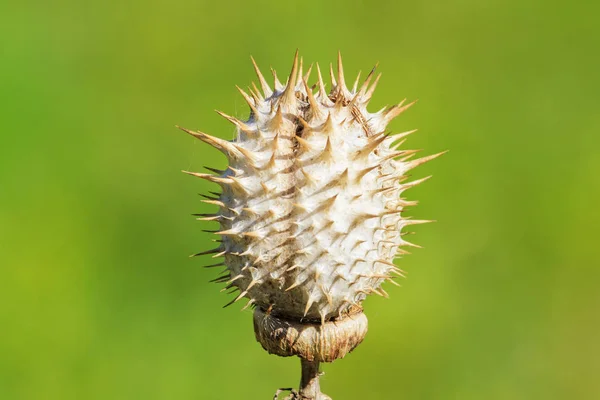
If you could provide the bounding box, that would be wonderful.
[181,51,442,399]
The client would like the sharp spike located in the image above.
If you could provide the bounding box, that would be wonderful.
[381,149,421,163]
[405,150,448,170]
[321,113,335,134]
[250,56,273,97]
[358,62,379,97]
[403,219,436,226]
[299,167,316,186]
[354,164,379,183]
[329,62,337,92]
[363,72,382,103]
[240,298,256,311]
[352,70,362,93]
[215,228,240,237]
[223,290,248,308]
[202,262,225,269]
[280,49,299,107]
[295,135,314,152]
[400,239,423,249]
[383,99,418,122]
[215,110,254,133]
[269,105,284,131]
[337,50,347,94]
[271,67,283,91]
[386,277,402,287]
[177,126,235,156]
[302,78,323,119]
[190,247,222,258]
[210,274,230,283]
[297,56,304,85]
[236,85,259,117]
[391,129,418,143]
[401,175,432,190]
[285,281,302,292]
[320,136,334,163]
[316,63,328,101]
[304,297,315,317]
[353,132,389,160]
[203,166,226,175]
[182,170,230,186]
[250,82,264,102]
[199,193,219,201]
[200,199,226,208]
[303,63,314,83]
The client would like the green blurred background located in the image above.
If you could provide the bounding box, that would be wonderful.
[1,0,599,399]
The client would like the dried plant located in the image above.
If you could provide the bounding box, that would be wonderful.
[179,50,443,399]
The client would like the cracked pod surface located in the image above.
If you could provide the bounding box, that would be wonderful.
[181,51,443,324]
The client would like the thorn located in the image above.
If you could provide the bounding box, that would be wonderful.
[215,110,254,133]
[280,49,299,107]
[223,290,248,308]
[391,129,418,143]
[353,132,388,160]
[210,274,230,283]
[329,62,337,89]
[203,166,226,175]
[200,199,226,207]
[297,56,304,85]
[302,78,323,119]
[271,67,283,91]
[190,247,222,258]
[374,259,397,268]
[405,150,448,170]
[381,149,421,163]
[182,170,230,186]
[315,63,328,101]
[246,279,260,291]
[240,298,255,311]
[386,277,402,287]
[285,281,301,291]
[202,262,225,268]
[400,239,423,249]
[320,136,334,163]
[295,135,313,152]
[354,164,379,183]
[177,126,235,156]
[352,70,362,93]
[358,62,379,98]
[236,85,259,117]
[269,105,284,131]
[299,167,316,186]
[321,113,335,134]
[199,193,219,201]
[215,228,240,237]
[403,219,435,226]
[250,82,264,102]
[363,73,382,103]
[383,99,418,122]
[337,50,347,94]
[401,175,432,190]
[303,63,313,83]
[304,297,315,317]
[250,56,273,97]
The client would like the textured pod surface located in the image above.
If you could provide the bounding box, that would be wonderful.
[182,51,443,323]
[253,308,368,362]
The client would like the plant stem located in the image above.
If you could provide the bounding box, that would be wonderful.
[299,358,330,400]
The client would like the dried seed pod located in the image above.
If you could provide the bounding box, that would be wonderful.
[180,51,443,399]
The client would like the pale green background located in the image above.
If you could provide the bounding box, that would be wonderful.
[1,0,599,399]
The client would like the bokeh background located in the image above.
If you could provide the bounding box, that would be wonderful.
[1,0,599,399]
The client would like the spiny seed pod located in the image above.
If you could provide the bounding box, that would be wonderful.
[180,51,443,399]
